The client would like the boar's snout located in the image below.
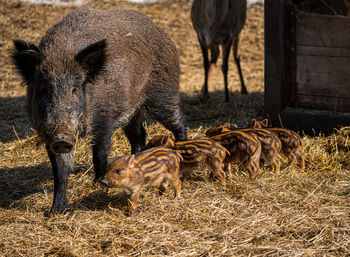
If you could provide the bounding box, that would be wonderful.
[50,133,74,154]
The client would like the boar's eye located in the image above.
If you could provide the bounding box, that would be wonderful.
[114,169,122,175]
[38,86,48,99]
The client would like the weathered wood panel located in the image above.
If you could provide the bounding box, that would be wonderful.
[296,54,350,99]
[297,45,350,58]
[296,14,350,48]
[285,2,297,106]
[295,94,350,113]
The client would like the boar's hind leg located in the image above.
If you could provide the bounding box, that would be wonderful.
[145,101,187,141]
[47,146,73,214]
[123,111,146,154]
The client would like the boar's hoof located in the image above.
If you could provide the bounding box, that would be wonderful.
[45,203,68,217]
[50,140,73,154]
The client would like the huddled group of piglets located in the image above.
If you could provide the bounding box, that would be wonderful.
[99,119,304,215]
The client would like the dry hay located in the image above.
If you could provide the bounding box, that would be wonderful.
[1,0,350,256]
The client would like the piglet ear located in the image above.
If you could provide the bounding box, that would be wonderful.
[249,119,257,128]
[75,39,107,79]
[12,40,42,83]
[128,155,135,168]
[223,123,230,128]
[261,119,269,127]
[163,136,175,148]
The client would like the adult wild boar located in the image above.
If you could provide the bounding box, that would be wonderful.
[12,8,187,214]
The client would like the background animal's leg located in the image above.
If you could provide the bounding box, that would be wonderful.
[233,36,248,94]
[123,111,146,154]
[145,100,187,141]
[46,146,73,214]
[198,35,210,97]
[222,37,234,102]
[92,117,113,181]
[209,44,220,77]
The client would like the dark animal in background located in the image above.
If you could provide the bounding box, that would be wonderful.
[12,8,187,214]
[145,135,230,183]
[248,119,305,170]
[191,0,248,102]
[100,147,183,215]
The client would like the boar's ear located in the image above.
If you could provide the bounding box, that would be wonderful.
[12,40,42,83]
[261,119,269,127]
[75,39,107,80]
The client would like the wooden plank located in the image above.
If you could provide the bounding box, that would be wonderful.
[296,54,350,98]
[296,14,350,48]
[297,45,350,58]
[281,108,350,135]
[295,94,350,113]
[296,82,350,99]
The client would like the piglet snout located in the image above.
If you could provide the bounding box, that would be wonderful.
[99,177,110,188]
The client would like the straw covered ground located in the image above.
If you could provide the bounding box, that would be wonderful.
[1,0,350,256]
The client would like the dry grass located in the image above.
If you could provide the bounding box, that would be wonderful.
[1,0,350,256]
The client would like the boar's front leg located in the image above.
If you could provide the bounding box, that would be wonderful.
[46,145,73,214]
[92,117,113,181]
[123,111,146,154]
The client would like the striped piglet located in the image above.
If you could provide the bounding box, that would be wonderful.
[100,147,183,215]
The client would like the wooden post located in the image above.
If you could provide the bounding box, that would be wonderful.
[264,0,286,127]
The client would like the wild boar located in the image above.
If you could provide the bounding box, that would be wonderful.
[209,131,262,179]
[191,0,248,102]
[11,8,187,214]
[145,135,230,182]
[100,147,183,215]
[248,119,305,170]
[206,124,282,176]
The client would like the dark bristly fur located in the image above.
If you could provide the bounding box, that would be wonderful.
[206,124,282,176]
[191,0,248,102]
[144,135,230,182]
[209,131,262,179]
[11,8,187,214]
[248,119,305,170]
[100,147,183,215]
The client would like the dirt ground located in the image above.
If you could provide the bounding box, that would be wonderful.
[0,0,350,256]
